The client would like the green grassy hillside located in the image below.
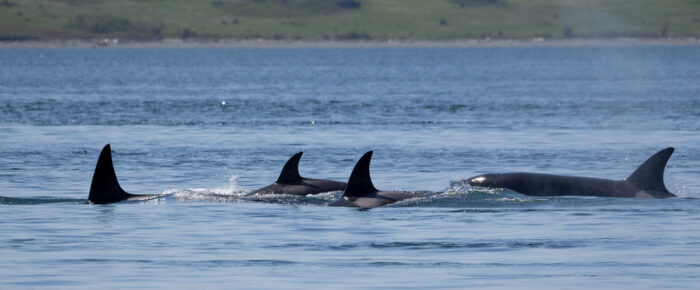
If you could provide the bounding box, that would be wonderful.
[1,0,699,40]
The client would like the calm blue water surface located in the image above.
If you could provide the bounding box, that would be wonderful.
[1,46,700,288]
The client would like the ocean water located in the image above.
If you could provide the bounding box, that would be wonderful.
[1,46,699,288]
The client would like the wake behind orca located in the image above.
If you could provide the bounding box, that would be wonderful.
[467,147,677,199]
[88,144,159,204]
[247,152,347,196]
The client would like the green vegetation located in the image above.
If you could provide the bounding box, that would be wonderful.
[1,0,699,40]
[452,0,502,7]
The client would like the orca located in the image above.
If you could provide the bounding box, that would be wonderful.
[88,144,158,204]
[328,151,418,208]
[467,147,677,198]
[247,152,347,196]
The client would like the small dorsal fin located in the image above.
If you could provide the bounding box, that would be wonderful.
[276,152,304,184]
[88,144,133,204]
[625,147,674,193]
[343,151,378,198]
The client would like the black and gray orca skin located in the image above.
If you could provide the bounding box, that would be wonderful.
[467,147,677,198]
[88,144,158,204]
[329,151,418,208]
[247,152,347,196]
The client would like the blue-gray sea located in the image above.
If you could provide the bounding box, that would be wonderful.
[1,46,699,288]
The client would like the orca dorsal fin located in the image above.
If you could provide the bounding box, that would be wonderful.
[88,144,133,204]
[276,152,304,184]
[343,151,378,198]
[625,147,674,193]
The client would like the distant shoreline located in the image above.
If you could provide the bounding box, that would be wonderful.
[1,38,699,48]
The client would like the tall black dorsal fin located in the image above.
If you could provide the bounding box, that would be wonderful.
[625,147,674,193]
[276,152,304,184]
[88,144,133,204]
[343,151,378,197]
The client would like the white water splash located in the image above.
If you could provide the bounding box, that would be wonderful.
[159,175,249,202]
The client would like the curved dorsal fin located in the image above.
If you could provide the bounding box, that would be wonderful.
[625,147,674,193]
[88,144,132,204]
[276,152,304,184]
[343,151,378,197]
